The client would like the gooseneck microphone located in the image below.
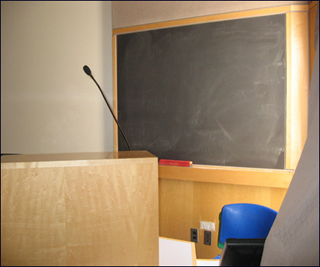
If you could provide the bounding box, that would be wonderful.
[83,65,131,151]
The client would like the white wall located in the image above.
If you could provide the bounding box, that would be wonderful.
[1,1,113,154]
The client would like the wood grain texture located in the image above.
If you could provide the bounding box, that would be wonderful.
[159,165,293,188]
[1,168,67,266]
[1,151,159,266]
[159,179,193,241]
[285,11,309,170]
[113,34,119,152]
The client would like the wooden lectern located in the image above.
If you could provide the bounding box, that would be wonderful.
[1,151,159,266]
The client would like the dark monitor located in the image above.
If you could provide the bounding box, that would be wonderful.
[220,238,266,266]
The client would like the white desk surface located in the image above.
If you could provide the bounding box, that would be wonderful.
[197,259,220,266]
[159,237,220,266]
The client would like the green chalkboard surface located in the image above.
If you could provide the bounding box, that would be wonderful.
[117,14,286,169]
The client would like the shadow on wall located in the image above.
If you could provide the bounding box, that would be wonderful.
[261,5,319,266]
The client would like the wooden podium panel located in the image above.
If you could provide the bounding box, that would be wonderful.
[1,151,158,266]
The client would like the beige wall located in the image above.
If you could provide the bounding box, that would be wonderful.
[1,1,113,154]
[1,1,308,154]
[112,1,308,29]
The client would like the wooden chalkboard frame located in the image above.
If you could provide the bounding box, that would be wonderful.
[116,13,287,169]
[113,5,308,187]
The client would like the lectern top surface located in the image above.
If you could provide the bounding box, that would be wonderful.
[1,150,156,164]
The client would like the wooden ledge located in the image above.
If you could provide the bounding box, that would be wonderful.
[159,164,293,188]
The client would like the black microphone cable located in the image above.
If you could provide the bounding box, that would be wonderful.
[83,65,131,151]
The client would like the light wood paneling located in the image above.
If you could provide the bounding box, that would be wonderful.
[270,187,288,210]
[159,179,194,241]
[1,167,67,266]
[1,151,159,266]
[159,178,288,259]
[159,165,293,188]
[285,11,309,170]
[112,35,119,151]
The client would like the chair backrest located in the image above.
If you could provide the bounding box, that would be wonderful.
[218,203,277,249]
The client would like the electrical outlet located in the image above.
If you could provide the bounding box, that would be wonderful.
[204,230,212,245]
[190,228,199,243]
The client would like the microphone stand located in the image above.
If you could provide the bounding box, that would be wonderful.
[83,65,131,151]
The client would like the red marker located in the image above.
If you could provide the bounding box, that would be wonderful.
[159,159,193,167]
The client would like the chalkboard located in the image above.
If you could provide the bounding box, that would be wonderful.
[117,14,286,169]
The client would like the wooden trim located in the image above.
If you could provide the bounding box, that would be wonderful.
[309,1,318,10]
[286,13,293,169]
[285,11,309,170]
[113,5,308,35]
[159,165,293,188]
[112,35,119,151]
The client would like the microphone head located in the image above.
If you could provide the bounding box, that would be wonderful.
[83,65,92,76]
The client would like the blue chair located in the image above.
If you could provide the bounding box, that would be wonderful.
[214,203,277,259]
